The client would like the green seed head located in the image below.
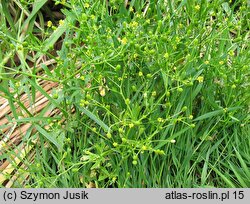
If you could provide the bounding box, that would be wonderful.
[190,123,196,128]
[182,106,187,111]
[115,64,121,71]
[52,93,58,99]
[72,168,79,173]
[106,132,112,138]
[132,160,138,165]
[189,115,194,120]
[125,98,130,105]
[146,74,152,78]
[118,128,124,133]
[177,87,183,92]
[133,155,138,160]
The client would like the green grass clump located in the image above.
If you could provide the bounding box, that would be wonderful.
[0,0,249,187]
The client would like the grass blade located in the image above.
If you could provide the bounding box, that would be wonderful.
[35,124,62,150]
[80,107,109,132]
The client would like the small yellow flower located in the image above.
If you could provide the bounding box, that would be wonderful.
[125,98,130,105]
[195,5,200,11]
[99,86,106,97]
[211,11,216,16]
[228,50,234,56]
[142,145,147,151]
[129,7,134,12]
[122,138,127,143]
[157,117,164,123]
[133,53,138,59]
[189,115,194,120]
[59,19,64,26]
[178,23,183,28]
[106,132,112,138]
[130,21,138,28]
[138,71,143,77]
[164,52,169,59]
[80,99,89,107]
[136,13,141,18]
[219,61,224,65]
[197,76,204,83]
[231,84,236,89]
[121,37,128,45]
[84,3,90,8]
[113,142,118,147]
[128,123,134,128]
[80,76,85,80]
[47,20,52,27]
[204,60,209,65]
[15,81,21,88]
[152,91,157,97]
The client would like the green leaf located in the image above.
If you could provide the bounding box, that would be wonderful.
[211,166,236,187]
[161,70,169,93]
[80,107,109,132]
[21,0,48,32]
[1,0,16,34]
[0,85,18,119]
[14,116,61,123]
[201,148,211,185]
[26,78,68,116]
[194,110,224,121]
[228,162,248,187]
[155,126,190,149]
[234,148,250,179]
[41,23,67,54]
[35,124,62,151]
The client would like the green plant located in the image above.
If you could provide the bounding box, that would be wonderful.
[0,0,249,187]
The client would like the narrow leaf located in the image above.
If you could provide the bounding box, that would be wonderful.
[80,107,109,132]
[35,124,62,150]
[194,110,223,121]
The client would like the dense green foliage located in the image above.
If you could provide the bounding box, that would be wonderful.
[0,0,249,187]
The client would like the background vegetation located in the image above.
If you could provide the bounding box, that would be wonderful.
[0,0,249,187]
